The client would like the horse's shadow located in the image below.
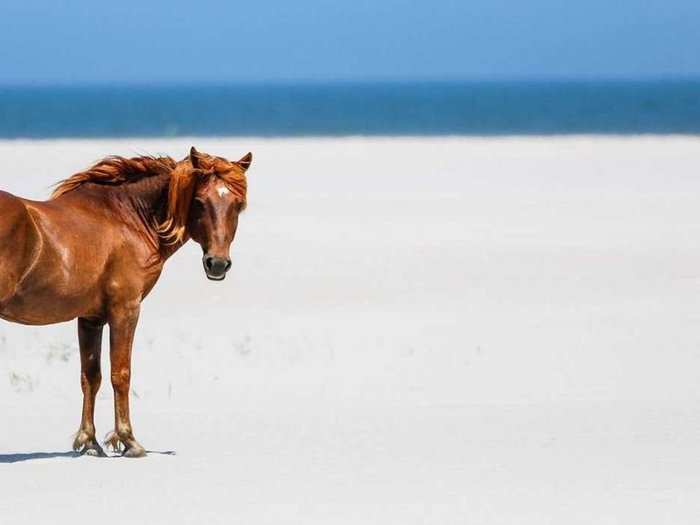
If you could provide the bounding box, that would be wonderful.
[0,450,175,463]
[0,451,79,463]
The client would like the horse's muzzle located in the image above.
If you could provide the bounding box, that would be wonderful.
[203,255,231,281]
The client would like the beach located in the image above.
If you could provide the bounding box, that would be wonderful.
[2,135,700,523]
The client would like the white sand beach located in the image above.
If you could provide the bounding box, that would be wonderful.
[1,136,700,524]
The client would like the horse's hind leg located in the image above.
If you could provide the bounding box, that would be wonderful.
[73,317,106,457]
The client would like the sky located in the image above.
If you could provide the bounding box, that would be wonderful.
[1,0,699,85]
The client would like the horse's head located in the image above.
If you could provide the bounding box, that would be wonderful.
[160,147,252,281]
[188,147,252,281]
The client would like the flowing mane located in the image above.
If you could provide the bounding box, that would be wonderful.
[51,155,177,199]
[51,152,248,245]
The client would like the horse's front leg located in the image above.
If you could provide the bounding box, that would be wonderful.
[104,302,146,458]
[73,317,106,456]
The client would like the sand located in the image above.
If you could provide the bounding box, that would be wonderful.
[1,136,700,524]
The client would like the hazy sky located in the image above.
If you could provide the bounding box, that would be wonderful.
[1,0,699,84]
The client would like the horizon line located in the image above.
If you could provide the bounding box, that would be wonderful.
[2,75,700,90]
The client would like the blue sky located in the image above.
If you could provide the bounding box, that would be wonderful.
[1,0,699,84]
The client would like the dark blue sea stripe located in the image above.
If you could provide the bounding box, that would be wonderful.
[0,81,699,138]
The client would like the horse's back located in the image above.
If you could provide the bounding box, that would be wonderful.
[0,189,26,217]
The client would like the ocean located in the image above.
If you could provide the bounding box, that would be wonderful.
[0,80,699,138]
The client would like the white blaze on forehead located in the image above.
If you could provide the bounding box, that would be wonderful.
[216,185,230,198]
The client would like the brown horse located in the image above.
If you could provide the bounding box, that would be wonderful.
[0,147,252,457]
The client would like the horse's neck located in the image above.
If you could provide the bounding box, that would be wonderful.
[118,172,188,261]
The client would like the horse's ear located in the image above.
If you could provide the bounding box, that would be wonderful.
[189,146,203,169]
[237,152,253,171]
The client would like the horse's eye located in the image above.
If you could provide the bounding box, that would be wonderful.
[192,199,205,214]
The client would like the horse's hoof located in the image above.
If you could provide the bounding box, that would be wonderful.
[123,445,147,458]
[103,431,123,453]
[104,430,146,457]
[74,430,106,457]
[82,445,107,457]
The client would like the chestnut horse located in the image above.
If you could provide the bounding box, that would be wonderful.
[0,147,252,457]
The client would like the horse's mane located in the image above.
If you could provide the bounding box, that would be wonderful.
[52,153,248,245]
[51,155,177,199]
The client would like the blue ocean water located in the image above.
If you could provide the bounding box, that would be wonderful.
[0,81,699,138]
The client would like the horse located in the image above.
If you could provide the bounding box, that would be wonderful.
[0,147,252,457]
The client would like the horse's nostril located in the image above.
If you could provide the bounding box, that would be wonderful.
[204,256,214,270]
[224,259,232,272]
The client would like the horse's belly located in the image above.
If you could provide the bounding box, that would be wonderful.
[0,262,104,325]
[0,303,82,326]
[0,288,98,325]
[0,306,64,326]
